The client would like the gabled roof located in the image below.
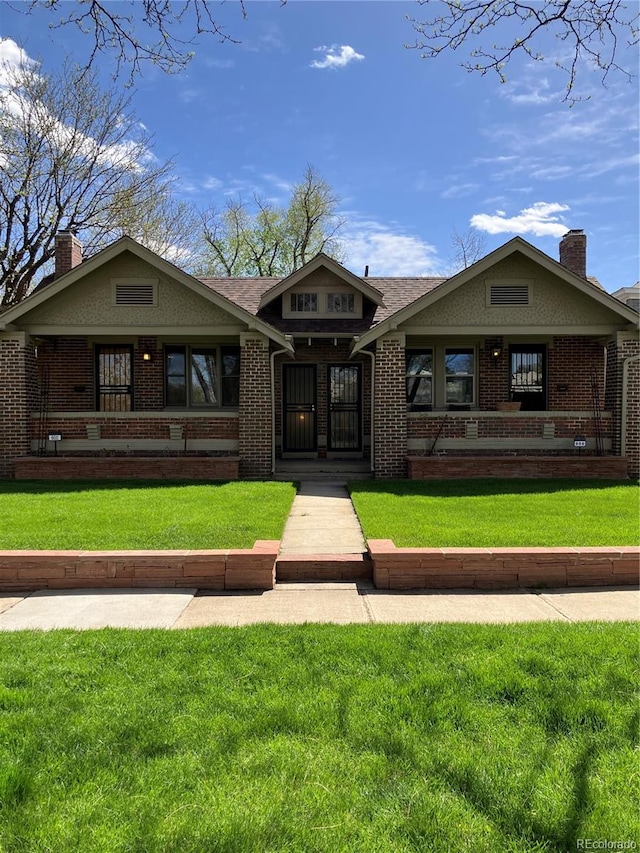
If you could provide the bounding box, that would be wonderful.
[256,253,385,310]
[0,236,294,352]
[352,236,640,353]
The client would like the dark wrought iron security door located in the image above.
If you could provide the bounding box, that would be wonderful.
[328,364,361,451]
[96,345,133,411]
[283,364,317,452]
[509,345,546,411]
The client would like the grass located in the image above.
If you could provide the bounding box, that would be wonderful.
[0,623,637,852]
[0,480,296,550]
[349,479,640,548]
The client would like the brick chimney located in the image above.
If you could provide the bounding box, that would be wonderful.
[559,229,587,278]
[54,230,83,279]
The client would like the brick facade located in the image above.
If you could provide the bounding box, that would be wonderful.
[238,333,272,478]
[606,332,640,478]
[374,334,407,477]
[0,333,37,478]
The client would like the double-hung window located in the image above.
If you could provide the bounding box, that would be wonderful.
[165,345,240,408]
[445,348,475,404]
[406,350,433,409]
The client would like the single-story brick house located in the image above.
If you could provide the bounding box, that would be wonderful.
[1,229,638,480]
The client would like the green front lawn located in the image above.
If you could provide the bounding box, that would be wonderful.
[0,623,636,852]
[350,479,640,547]
[0,480,296,550]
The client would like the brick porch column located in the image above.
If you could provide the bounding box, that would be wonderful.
[374,333,407,478]
[238,332,272,478]
[0,332,37,478]
[606,331,640,478]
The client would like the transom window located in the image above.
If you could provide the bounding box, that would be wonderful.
[327,293,355,313]
[406,350,433,409]
[165,345,240,408]
[445,348,475,404]
[290,293,318,313]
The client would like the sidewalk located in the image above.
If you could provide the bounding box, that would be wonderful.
[278,481,366,555]
[0,584,637,630]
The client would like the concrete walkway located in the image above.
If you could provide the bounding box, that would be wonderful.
[279,481,366,555]
[0,585,637,630]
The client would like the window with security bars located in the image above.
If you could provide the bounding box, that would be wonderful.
[96,345,132,411]
[510,346,546,410]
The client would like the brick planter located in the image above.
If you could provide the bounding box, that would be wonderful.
[13,456,240,480]
[0,541,278,592]
[368,540,639,589]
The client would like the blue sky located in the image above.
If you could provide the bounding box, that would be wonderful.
[1,1,638,291]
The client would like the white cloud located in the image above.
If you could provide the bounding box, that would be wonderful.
[470,202,570,238]
[441,182,478,200]
[310,45,364,70]
[341,217,440,276]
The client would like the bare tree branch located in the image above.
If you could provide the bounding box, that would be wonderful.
[13,0,288,82]
[407,0,639,102]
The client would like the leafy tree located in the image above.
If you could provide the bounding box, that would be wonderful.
[407,0,638,101]
[0,57,197,307]
[199,166,345,277]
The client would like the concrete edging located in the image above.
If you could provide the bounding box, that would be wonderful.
[368,540,640,589]
[0,541,279,592]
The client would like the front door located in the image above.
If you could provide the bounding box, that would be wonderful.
[510,345,546,411]
[328,364,361,451]
[283,364,317,452]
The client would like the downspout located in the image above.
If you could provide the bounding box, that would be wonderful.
[355,342,375,474]
[620,352,640,458]
[270,340,292,476]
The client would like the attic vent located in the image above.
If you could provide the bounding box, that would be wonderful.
[114,282,156,305]
[490,285,529,306]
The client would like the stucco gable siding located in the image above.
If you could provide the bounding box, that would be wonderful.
[402,255,623,329]
[18,253,242,329]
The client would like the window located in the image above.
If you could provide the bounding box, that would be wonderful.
[290,293,318,313]
[165,345,240,408]
[96,345,133,411]
[445,348,475,404]
[406,350,433,409]
[510,345,546,411]
[327,293,355,313]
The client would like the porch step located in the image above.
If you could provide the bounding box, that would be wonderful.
[276,553,373,582]
[274,460,373,481]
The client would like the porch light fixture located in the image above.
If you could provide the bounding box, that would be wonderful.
[491,346,502,363]
[142,351,152,362]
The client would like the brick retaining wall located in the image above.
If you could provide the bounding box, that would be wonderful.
[14,456,240,480]
[0,541,278,592]
[368,540,639,589]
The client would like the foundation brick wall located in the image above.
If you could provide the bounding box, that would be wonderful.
[238,333,272,478]
[31,414,239,443]
[408,413,612,444]
[0,333,37,478]
[14,456,239,480]
[406,455,629,479]
[0,541,278,591]
[374,334,407,477]
[368,540,639,589]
